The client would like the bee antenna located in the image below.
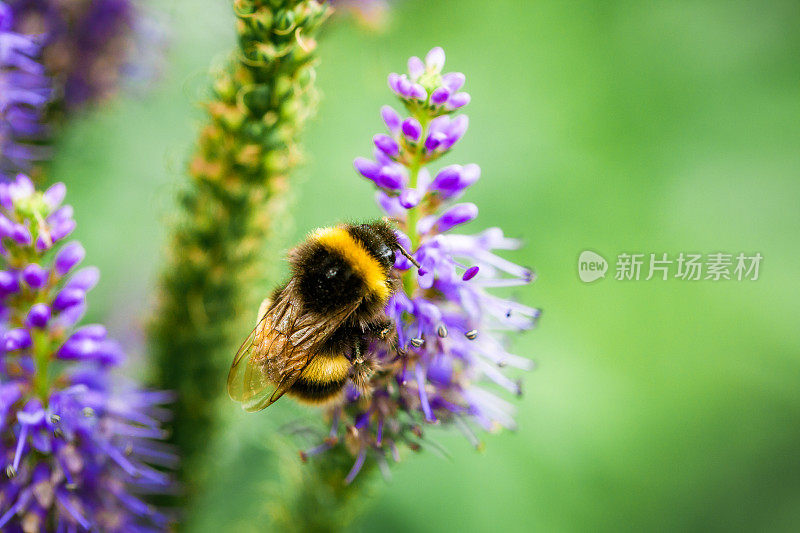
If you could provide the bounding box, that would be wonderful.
[397,245,421,269]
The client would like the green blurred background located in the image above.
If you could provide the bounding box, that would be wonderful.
[50,0,800,531]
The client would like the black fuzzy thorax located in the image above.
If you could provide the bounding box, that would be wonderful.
[293,239,364,315]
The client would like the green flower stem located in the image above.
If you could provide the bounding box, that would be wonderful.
[148,0,328,501]
[403,117,429,295]
[31,329,51,403]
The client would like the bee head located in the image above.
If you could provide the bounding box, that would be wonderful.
[358,221,401,269]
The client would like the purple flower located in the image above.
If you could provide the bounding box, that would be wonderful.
[429,164,481,199]
[327,49,538,482]
[53,241,84,275]
[401,118,422,142]
[373,133,399,157]
[0,174,175,531]
[20,263,46,289]
[353,50,476,209]
[0,3,51,177]
[387,46,471,113]
[434,202,478,232]
[6,0,158,110]
[381,105,401,133]
[24,302,49,328]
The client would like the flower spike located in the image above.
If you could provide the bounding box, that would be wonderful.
[309,47,539,481]
[0,175,175,530]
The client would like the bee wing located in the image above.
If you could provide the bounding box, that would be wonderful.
[227,279,360,412]
[226,312,271,407]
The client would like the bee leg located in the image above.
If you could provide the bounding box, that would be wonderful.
[352,340,364,365]
[369,318,403,362]
[349,345,375,398]
[379,322,396,343]
[366,316,394,340]
[385,328,408,363]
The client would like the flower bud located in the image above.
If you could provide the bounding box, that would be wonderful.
[71,324,108,341]
[381,106,401,133]
[410,83,427,100]
[430,87,450,106]
[354,157,381,181]
[42,183,66,209]
[0,214,14,237]
[63,267,100,292]
[54,242,85,275]
[449,92,471,109]
[4,328,31,351]
[26,303,51,328]
[425,47,446,72]
[373,134,399,157]
[375,166,405,190]
[430,165,462,193]
[424,131,446,151]
[21,264,48,289]
[434,203,478,232]
[401,118,422,142]
[442,72,465,93]
[399,188,421,209]
[430,163,480,198]
[442,115,469,151]
[407,56,424,80]
[0,270,19,294]
[53,288,85,311]
[11,224,31,245]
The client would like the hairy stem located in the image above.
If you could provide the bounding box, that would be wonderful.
[148,0,328,503]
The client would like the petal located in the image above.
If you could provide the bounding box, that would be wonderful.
[401,118,422,142]
[435,203,479,232]
[381,105,401,133]
[425,47,446,72]
[448,92,471,109]
[442,72,466,92]
[354,157,381,180]
[373,134,399,157]
[407,56,424,80]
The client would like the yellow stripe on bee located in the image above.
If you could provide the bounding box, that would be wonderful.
[312,226,390,301]
[300,354,351,384]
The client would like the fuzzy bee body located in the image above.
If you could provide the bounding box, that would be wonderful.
[228,221,403,411]
[289,353,352,403]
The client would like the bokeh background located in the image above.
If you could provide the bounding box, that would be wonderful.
[50,0,799,531]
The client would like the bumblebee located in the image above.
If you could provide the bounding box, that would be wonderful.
[227,220,418,411]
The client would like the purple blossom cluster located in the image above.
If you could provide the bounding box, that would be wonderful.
[7,0,141,109]
[313,48,539,481]
[0,2,51,177]
[387,47,470,112]
[0,175,174,531]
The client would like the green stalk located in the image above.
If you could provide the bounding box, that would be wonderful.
[148,0,328,503]
[402,119,428,295]
[31,329,51,403]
